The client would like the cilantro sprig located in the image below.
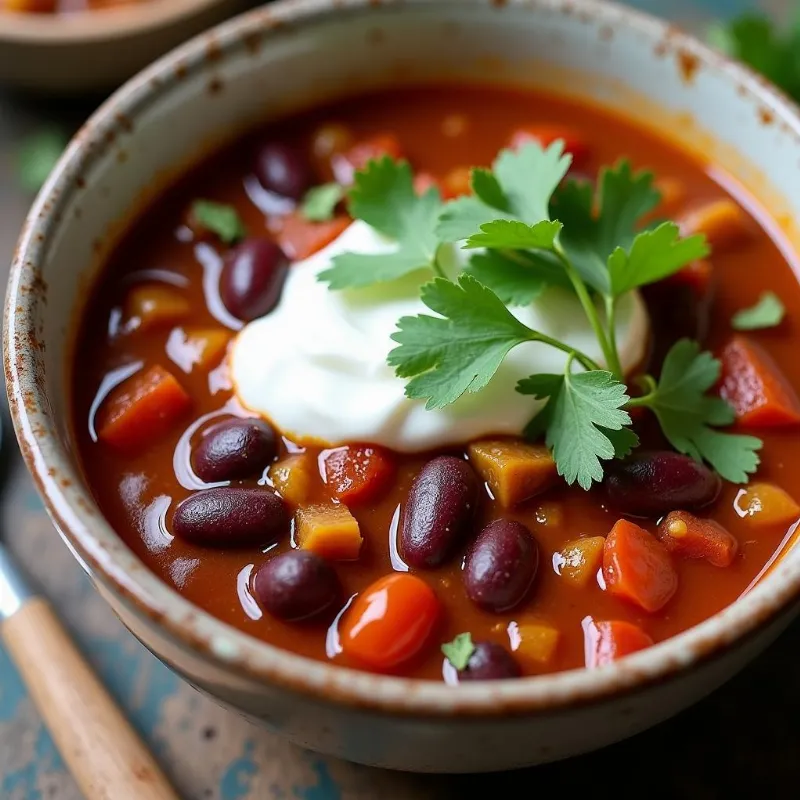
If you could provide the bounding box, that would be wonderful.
[442,633,475,670]
[319,141,764,488]
[732,291,785,331]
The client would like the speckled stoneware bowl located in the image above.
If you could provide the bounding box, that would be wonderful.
[7,0,800,773]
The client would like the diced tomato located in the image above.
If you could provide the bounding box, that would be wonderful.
[509,124,590,168]
[97,365,191,453]
[340,574,440,670]
[719,336,800,428]
[322,445,394,505]
[331,133,404,185]
[663,259,714,297]
[656,511,739,568]
[603,519,678,613]
[277,212,350,261]
[413,172,441,196]
[583,618,654,668]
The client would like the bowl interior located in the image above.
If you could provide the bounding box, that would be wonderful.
[8,0,800,713]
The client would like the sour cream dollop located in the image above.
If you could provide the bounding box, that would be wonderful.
[231,221,649,451]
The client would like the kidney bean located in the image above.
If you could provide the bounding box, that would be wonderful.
[253,551,340,621]
[463,519,538,613]
[400,456,479,568]
[173,487,288,547]
[604,451,721,518]
[255,141,312,201]
[192,417,278,483]
[458,641,521,681]
[220,238,289,322]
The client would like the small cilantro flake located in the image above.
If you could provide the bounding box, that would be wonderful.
[318,157,444,289]
[191,200,247,244]
[301,182,345,222]
[441,632,475,670]
[17,127,68,193]
[732,291,785,331]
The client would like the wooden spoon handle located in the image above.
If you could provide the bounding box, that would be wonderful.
[2,597,180,800]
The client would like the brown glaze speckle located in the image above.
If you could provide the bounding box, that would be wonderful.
[366,27,386,46]
[208,77,224,95]
[599,24,613,41]
[759,107,775,126]
[677,49,700,84]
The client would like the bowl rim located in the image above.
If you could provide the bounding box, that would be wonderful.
[0,0,230,44]
[7,0,800,718]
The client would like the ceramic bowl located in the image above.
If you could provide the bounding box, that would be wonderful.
[0,0,250,93]
[7,0,800,773]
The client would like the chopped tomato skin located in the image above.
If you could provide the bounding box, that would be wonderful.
[413,172,440,196]
[509,124,590,167]
[603,519,678,613]
[322,445,394,505]
[332,133,403,185]
[97,365,191,453]
[340,574,440,670]
[584,618,654,668]
[719,336,800,428]
[657,511,739,568]
[277,213,350,261]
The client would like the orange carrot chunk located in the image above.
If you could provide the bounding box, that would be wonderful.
[509,124,590,167]
[323,445,394,505]
[656,511,739,568]
[719,336,800,428]
[603,519,678,613]
[340,574,440,670]
[277,212,350,261]
[97,365,191,453]
[584,618,654,668]
[332,133,403,185]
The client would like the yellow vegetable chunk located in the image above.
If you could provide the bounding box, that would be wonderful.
[678,199,750,252]
[270,454,315,506]
[167,326,231,374]
[296,503,362,561]
[467,439,556,507]
[556,536,605,588]
[514,623,560,669]
[124,284,189,333]
[735,482,800,528]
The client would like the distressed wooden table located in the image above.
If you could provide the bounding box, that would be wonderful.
[1,1,797,798]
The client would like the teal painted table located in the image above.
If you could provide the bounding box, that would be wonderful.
[1,2,796,798]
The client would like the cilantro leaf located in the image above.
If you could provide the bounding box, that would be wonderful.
[471,168,509,211]
[301,182,345,222]
[436,196,511,242]
[464,219,563,250]
[388,275,535,409]
[642,339,762,483]
[732,291,785,330]
[319,158,444,289]
[441,632,475,670]
[607,222,709,295]
[191,200,247,244]
[518,368,632,489]
[465,250,570,305]
[17,127,67,193]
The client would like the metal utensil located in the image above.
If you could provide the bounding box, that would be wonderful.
[0,412,181,800]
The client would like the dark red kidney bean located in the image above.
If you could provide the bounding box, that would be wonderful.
[400,456,479,569]
[220,238,289,322]
[463,519,538,613]
[253,550,340,621]
[458,641,521,681]
[173,487,288,547]
[192,417,278,483]
[255,141,312,201]
[604,451,722,518]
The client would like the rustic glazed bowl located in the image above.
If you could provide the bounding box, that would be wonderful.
[7,0,800,773]
[0,0,249,93]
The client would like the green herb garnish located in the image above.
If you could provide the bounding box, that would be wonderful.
[301,182,346,222]
[732,291,785,331]
[321,142,764,489]
[190,200,247,244]
[441,633,475,670]
[17,127,68,193]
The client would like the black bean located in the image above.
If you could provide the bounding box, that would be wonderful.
[604,451,722,518]
[220,238,289,322]
[255,141,312,201]
[400,456,479,569]
[172,487,288,547]
[192,417,277,483]
[463,519,538,613]
[458,641,521,681]
[253,550,340,621]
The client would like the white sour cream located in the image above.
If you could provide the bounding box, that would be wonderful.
[231,221,649,451]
